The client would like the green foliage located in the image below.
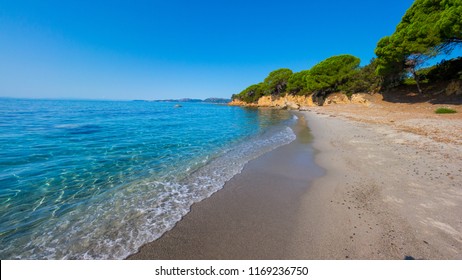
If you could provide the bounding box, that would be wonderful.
[339,59,381,94]
[286,70,310,95]
[375,0,462,87]
[231,69,292,103]
[375,36,405,77]
[392,0,462,55]
[438,0,462,41]
[232,83,265,103]
[435,107,457,114]
[402,78,417,85]
[263,68,293,95]
[305,55,360,94]
[416,64,436,77]
[426,57,462,81]
[232,1,462,103]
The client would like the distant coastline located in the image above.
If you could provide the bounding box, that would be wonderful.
[135,97,231,104]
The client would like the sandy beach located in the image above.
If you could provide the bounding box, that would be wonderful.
[129,114,324,259]
[129,101,462,260]
[295,107,461,259]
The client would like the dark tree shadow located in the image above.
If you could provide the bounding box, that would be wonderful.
[381,82,462,105]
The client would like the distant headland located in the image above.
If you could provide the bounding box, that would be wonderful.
[133,97,231,104]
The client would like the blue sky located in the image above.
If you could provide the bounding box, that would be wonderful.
[0,0,419,100]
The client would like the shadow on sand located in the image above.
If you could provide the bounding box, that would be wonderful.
[381,82,462,105]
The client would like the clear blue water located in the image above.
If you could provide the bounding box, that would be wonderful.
[0,98,295,259]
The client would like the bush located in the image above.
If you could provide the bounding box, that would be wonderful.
[435,108,457,114]
[426,57,462,82]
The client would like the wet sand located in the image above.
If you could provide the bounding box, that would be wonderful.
[128,114,323,259]
[129,109,462,259]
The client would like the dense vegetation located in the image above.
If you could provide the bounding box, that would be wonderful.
[375,0,462,92]
[232,0,461,104]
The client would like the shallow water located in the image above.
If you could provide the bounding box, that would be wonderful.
[0,99,295,259]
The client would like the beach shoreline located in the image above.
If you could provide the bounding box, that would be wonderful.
[128,113,323,259]
[129,105,462,259]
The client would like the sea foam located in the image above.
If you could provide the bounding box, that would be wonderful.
[0,99,295,259]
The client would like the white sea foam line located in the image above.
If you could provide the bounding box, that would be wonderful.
[0,126,296,260]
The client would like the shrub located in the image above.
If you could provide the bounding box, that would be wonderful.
[435,108,457,114]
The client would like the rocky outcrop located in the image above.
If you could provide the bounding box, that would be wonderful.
[350,93,372,105]
[257,95,284,107]
[446,80,462,96]
[256,94,317,109]
[228,99,256,106]
[323,93,373,106]
[324,93,350,105]
[229,92,374,109]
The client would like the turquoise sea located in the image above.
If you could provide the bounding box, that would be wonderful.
[0,98,295,259]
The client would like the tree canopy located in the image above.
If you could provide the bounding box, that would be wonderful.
[263,68,293,95]
[305,55,360,93]
[339,58,381,95]
[233,83,265,103]
[375,0,462,85]
[231,55,375,102]
[232,0,462,103]
[286,70,310,95]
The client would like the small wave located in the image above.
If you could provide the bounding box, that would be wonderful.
[54,124,82,129]
[0,125,295,259]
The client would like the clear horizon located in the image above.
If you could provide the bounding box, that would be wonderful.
[0,0,430,100]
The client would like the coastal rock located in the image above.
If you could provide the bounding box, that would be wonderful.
[229,93,326,109]
[256,96,276,107]
[286,102,300,110]
[324,93,350,106]
[253,94,317,109]
[228,99,247,106]
[350,93,371,105]
[288,94,317,107]
[445,80,462,96]
[228,99,258,107]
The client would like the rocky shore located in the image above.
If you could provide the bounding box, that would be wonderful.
[228,92,375,110]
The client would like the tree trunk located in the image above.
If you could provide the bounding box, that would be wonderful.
[412,71,423,95]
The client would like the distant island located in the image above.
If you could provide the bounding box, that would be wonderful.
[134,98,231,104]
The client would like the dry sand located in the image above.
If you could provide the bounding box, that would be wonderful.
[295,109,462,259]
[129,100,462,259]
